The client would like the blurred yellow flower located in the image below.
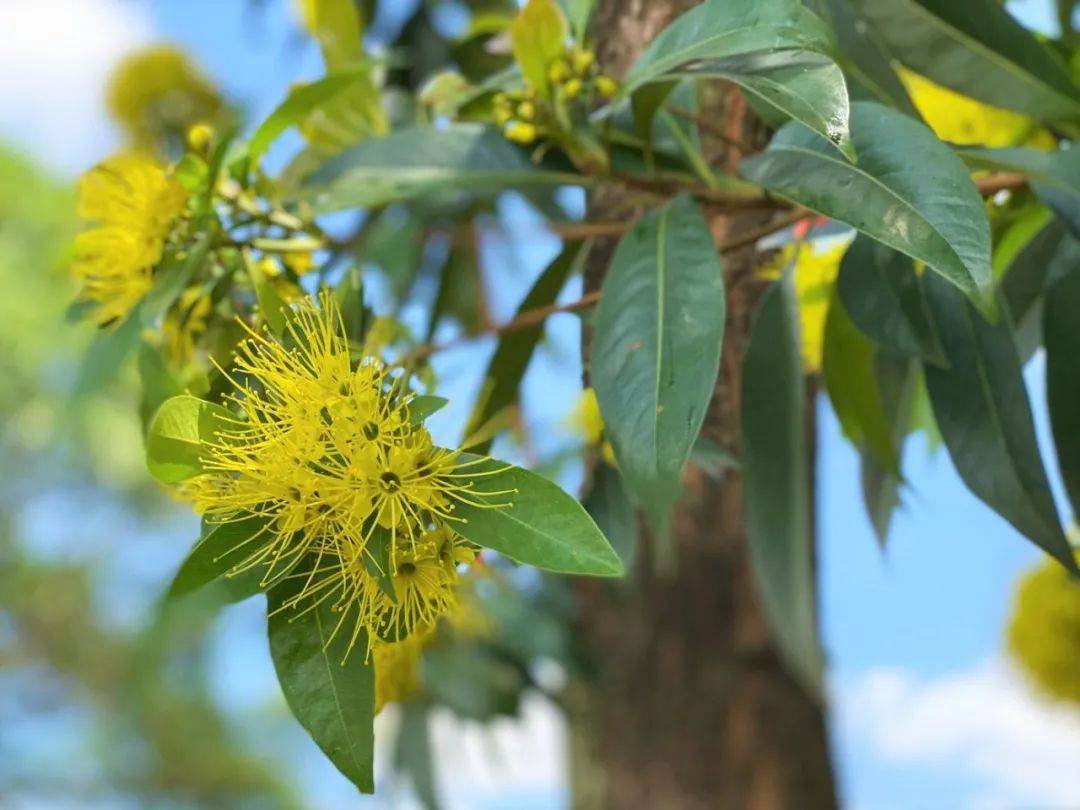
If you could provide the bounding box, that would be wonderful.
[1007,552,1080,704]
[900,69,1036,147]
[72,154,188,325]
[760,241,847,372]
[106,45,224,152]
[374,631,428,714]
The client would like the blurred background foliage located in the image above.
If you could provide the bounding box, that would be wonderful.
[6,0,1080,807]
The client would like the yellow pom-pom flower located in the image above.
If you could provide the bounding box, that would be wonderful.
[184,294,507,658]
[1007,553,1080,704]
[374,631,429,713]
[72,154,188,325]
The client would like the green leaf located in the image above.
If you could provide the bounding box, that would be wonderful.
[808,0,918,115]
[141,236,213,325]
[72,305,143,397]
[245,254,291,337]
[823,285,900,473]
[267,559,376,793]
[621,0,853,158]
[166,517,269,603]
[145,395,231,484]
[591,196,725,530]
[249,68,373,163]
[741,270,823,696]
[1045,263,1080,525]
[835,236,944,364]
[850,0,1080,122]
[742,102,993,309]
[582,462,638,569]
[451,454,624,577]
[510,0,568,97]
[860,354,917,546]
[559,0,595,39]
[464,242,586,453]
[336,265,369,345]
[407,395,449,424]
[303,125,584,213]
[394,703,439,810]
[920,273,1077,572]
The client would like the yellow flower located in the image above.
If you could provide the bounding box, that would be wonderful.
[760,241,847,372]
[900,69,1035,147]
[72,154,188,325]
[106,45,224,151]
[1007,552,1080,704]
[594,75,618,98]
[283,250,316,276]
[184,294,511,658]
[505,121,539,144]
[374,631,428,713]
[562,78,583,99]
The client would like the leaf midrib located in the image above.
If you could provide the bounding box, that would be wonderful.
[755,142,978,292]
[312,606,368,782]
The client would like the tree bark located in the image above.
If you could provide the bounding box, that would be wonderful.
[570,2,839,808]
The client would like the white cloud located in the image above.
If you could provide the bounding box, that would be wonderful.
[0,0,154,175]
[836,659,1080,808]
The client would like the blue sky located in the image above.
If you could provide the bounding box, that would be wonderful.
[3,0,1080,807]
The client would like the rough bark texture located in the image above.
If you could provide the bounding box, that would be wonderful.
[570,2,839,808]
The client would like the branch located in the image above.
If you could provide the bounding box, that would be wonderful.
[975,172,1028,197]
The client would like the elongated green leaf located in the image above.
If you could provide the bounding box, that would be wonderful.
[451,454,623,577]
[836,236,944,363]
[1045,264,1080,523]
[621,0,852,158]
[591,196,725,529]
[808,0,917,114]
[743,102,992,308]
[559,0,595,39]
[394,703,439,810]
[851,0,1080,122]
[145,395,230,483]
[582,462,638,569]
[823,286,899,473]
[72,303,143,396]
[742,271,822,696]
[921,273,1077,571]
[407,395,449,424]
[303,126,584,212]
[464,242,585,453]
[249,68,372,162]
[267,559,376,793]
[141,235,211,325]
[860,354,917,546]
[166,517,269,603]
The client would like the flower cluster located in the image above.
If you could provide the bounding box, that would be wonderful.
[493,46,616,146]
[183,295,509,659]
[72,154,188,326]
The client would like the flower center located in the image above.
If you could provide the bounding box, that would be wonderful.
[379,471,402,493]
[362,421,380,441]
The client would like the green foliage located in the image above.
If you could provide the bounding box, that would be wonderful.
[267,558,377,794]
[452,454,624,577]
[743,102,993,309]
[741,271,822,697]
[851,0,1080,122]
[145,394,230,483]
[620,0,853,157]
[304,125,584,211]
[166,517,269,603]
[1044,263,1080,521]
[921,274,1077,572]
[591,196,725,530]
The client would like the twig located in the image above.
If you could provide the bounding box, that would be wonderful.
[975,172,1028,197]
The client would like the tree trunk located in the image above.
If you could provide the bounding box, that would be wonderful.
[570,2,839,807]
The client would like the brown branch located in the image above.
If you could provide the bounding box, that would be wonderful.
[975,172,1028,197]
